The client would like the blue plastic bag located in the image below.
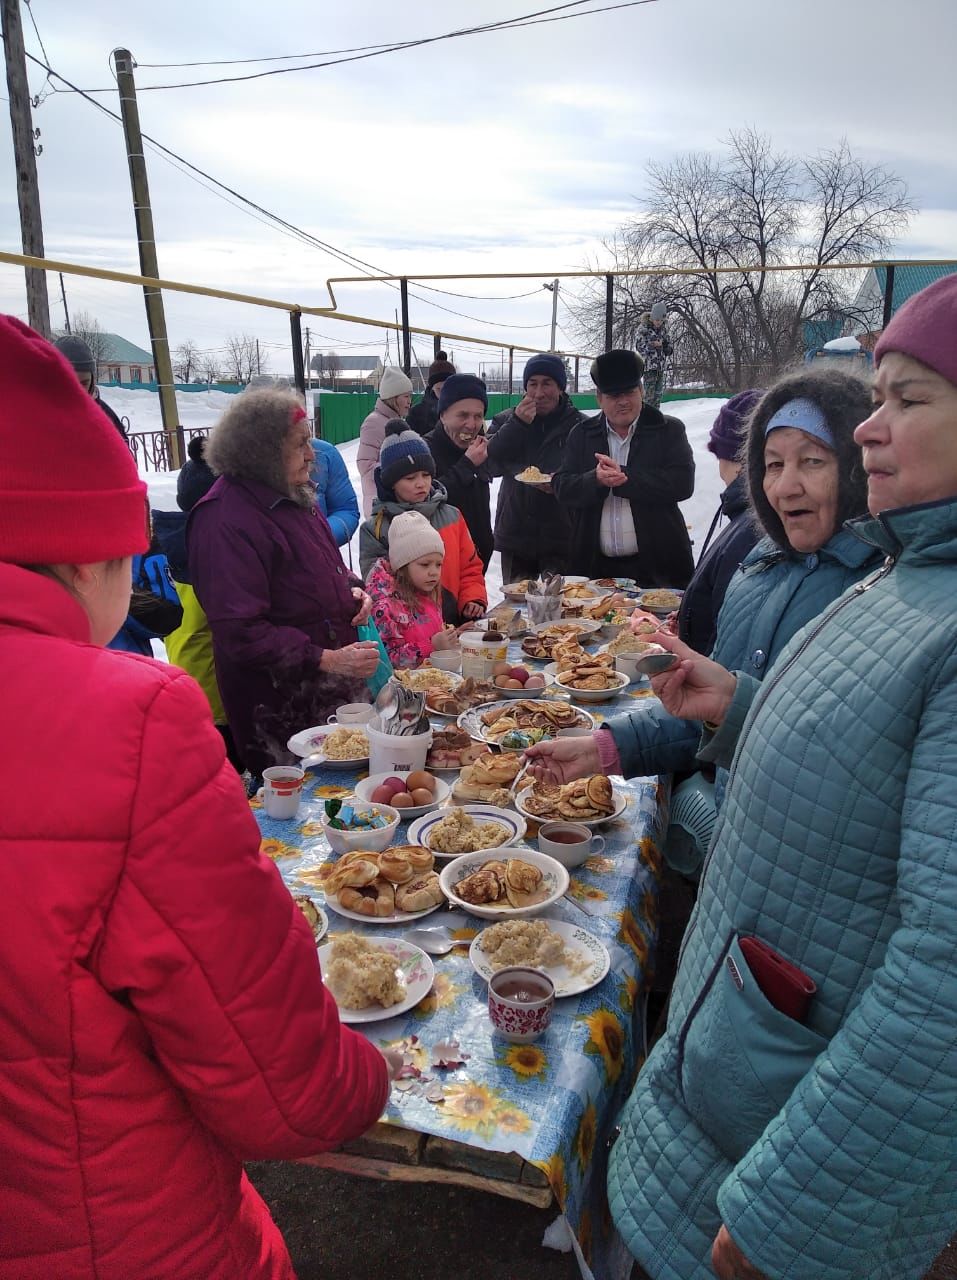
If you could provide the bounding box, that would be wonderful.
[358,619,393,698]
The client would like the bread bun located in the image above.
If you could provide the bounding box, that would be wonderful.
[339,879,396,917]
[377,852,415,884]
[394,872,444,913]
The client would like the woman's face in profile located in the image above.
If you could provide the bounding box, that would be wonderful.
[282,423,315,489]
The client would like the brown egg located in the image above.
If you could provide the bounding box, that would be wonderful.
[410,788,434,806]
[370,784,397,804]
[494,675,511,688]
[504,678,524,689]
[492,660,512,677]
[391,791,414,808]
[406,770,435,793]
[524,674,545,689]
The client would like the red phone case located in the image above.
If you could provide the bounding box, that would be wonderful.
[739,935,817,1023]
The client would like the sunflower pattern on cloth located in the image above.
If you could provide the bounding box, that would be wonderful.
[255,655,664,1280]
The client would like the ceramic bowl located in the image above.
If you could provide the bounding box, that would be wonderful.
[439,847,569,919]
[320,803,400,855]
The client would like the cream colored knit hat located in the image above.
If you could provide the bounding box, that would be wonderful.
[388,511,445,571]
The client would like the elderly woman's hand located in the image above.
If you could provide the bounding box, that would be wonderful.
[523,734,601,785]
[350,587,372,627]
[320,641,380,679]
[712,1225,768,1280]
[649,632,737,726]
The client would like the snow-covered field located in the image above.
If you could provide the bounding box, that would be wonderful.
[123,385,727,602]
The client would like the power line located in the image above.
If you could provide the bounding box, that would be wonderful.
[52,3,658,92]
[25,52,569,339]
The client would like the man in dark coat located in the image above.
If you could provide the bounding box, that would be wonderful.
[53,335,130,444]
[424,373,493,569]
[552,349,694,586]
[486,352,585,582]
[406,354,455,436]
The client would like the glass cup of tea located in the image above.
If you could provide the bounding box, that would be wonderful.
[488,967,555,1042]
[538,821,605,869]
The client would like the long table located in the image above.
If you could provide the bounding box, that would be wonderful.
[253,671,666,1280]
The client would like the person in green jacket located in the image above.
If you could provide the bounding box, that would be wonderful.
[606,276,957,1279]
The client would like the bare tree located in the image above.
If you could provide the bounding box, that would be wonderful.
[223,334,267,384]
[172,339,201,382]
[310,351,342,388]
[198,352,221,384]
[65,310,111,369]
[568,131,912,389]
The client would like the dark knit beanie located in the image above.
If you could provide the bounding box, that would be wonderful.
[437,373,488,414]
[707,389,763,461]
[874,274,957,387]
[427,357,456,389]
[378,419,436,488]
[591,349,644,394]
[53,334,97,380]
[523,353,567,390]
[745,368,871,552]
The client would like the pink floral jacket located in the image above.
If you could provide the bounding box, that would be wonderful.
[366,558,443,669]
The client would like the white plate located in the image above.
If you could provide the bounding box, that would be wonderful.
[529,618,602,637]
[318,938,435,1024]
[469,919,610,997]
[323,892,445,926]
[637,588,684,616]
[293,897,329,944]
[439,848,570,920]
[393,668,463,694]
[352,772,451,819]
[457,699,595,745]
[407,804,526,860]
[589,576,638,593]
[513,782,628,828]
[287,724,370,771]
[502,580,535,602]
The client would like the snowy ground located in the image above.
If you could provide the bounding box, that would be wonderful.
[127,385,727,602]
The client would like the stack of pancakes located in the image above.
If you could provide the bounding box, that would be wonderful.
[452,750,523,806]
[520,774,616,822]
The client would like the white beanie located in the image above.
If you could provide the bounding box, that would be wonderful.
[388,510,445,571]
[379,366,413,401]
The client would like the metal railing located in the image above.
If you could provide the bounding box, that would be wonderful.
[128,425,209,473]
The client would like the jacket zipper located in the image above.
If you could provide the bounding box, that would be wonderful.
[669,553,898,1018]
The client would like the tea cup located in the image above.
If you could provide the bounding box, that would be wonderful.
[327,702,375,726]
[257,766,305,820]
[538,821,605,869]
[488,967,555,1043]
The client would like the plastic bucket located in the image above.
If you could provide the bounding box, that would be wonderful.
[460,630,508,680]
[366,718,433,777]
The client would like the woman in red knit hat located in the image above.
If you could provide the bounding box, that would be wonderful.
[0,316,390,1280]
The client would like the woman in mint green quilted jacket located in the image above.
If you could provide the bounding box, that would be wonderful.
[608,275,957,1280]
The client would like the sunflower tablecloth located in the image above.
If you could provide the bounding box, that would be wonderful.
[254,678,666,1280]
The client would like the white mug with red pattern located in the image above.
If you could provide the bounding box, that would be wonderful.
[488,967,555,1043]
[257,766,305,820]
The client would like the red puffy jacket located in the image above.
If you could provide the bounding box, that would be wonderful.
[0,565,389,1279]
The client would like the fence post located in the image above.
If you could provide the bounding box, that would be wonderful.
[574,355,580,393]
[605,274,614,352]
[400,278,411,375]
[881,264,896,329]
[507,347,514,396]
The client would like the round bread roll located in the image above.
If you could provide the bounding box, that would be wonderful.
[377,851,415,884]
[325,857,379,894]
[339,878,395,917]
[395,872,444,913]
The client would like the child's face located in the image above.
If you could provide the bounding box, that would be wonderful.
[406,553,443,594]
[393,471,433,504]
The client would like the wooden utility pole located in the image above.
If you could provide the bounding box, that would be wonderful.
[58,272,71,332]
[3,0,51,335]
[111,48,182,466]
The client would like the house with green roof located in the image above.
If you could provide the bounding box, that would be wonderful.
[98,334,155,384]
[854,263,957,325]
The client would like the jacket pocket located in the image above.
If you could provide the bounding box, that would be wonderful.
[677,933,827,1162]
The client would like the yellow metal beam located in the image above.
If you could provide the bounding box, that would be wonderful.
[0,250,582,357]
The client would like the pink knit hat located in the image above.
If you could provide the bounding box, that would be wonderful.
[874,274,957,387]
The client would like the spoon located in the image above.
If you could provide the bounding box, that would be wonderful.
[405,928,470,957]
[632,652,680,677]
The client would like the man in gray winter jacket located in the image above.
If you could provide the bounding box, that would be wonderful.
[634,301,672,408]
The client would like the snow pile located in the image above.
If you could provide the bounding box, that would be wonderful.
[822,336,861,353]
[138,392,728,599]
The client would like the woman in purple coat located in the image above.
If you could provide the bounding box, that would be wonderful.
[189,389,379,778]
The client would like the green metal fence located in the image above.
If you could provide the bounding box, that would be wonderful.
[315,389,723,444]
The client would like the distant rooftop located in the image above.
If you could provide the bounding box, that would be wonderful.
[101,333,154,365]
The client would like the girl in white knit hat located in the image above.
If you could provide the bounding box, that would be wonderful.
[366,511,459,668]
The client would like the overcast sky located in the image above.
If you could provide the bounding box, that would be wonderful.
[2,0,955,374]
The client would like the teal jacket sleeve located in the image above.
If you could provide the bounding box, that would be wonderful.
[604,701,703,779]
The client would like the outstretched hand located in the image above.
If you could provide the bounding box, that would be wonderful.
[523,734,601,785]
[712,1226,768,1280]
[646,632,737,726]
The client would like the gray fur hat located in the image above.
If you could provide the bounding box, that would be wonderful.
[745,367,871,551]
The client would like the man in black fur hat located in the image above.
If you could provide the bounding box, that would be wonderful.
[552,349,694,586]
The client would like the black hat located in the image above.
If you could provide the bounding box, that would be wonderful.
[53,334,96,379]
[378,419,437,489]
[590,349,645,395]
[427,357,456,389]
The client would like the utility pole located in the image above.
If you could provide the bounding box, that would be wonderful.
[304,326,311,391]
[59,272,71,333]
[3,0,51,336]
[111,48,182,466]
[542,279,559,351]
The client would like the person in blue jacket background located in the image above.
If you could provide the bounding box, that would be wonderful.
[310,436,359,547]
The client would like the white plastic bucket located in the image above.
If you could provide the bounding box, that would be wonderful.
[460,630,508,680]
[366,718,433,777]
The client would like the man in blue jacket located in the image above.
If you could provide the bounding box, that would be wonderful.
[310,437,359,547]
